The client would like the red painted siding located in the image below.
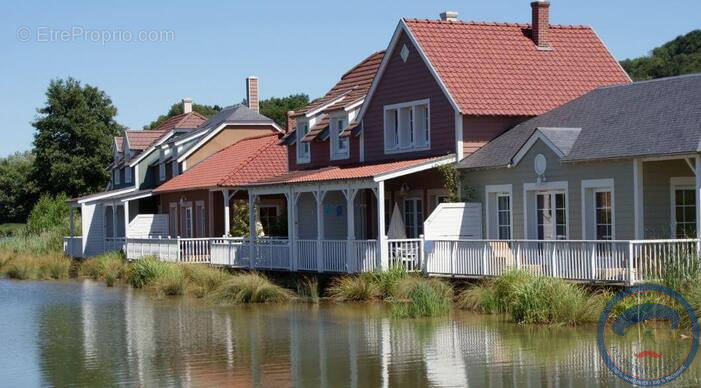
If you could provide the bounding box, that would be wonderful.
[287,136,360,171]
[363,31,455,163]
[462,115,531,157]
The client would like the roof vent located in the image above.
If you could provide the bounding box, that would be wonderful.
[439,11,459,22]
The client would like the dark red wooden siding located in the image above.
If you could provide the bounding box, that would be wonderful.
[362,31,455,163]
[462,115,531,157]
[287,135,360,171]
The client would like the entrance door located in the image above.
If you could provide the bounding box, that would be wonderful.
[536,192,567,240]
[404,198,423,238]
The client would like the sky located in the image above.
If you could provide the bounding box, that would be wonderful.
[0,0,699,157]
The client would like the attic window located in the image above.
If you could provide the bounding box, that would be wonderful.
[400,44,409,63]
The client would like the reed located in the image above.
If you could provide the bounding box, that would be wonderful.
[207,272,292,304]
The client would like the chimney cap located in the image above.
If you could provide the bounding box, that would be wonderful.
[182,97,192,103]
[182,98,193,114]
[440,11,459,22]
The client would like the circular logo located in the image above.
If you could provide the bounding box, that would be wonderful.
[16,26,32,42]
[597,284,699,386]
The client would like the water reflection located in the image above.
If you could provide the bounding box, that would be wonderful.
[0,279,700,387]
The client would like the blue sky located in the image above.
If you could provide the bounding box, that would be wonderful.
[1,0,699,157]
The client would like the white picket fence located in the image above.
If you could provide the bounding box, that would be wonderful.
[67,234,700,283]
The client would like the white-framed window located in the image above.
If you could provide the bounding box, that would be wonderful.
[581,179,615,240]
[259,205,279,236]
[330,116,349,160]
[196,201,206,238]
[296,122,310,163]
[671,177,696,238]
[404,197,423,238]
[536,192,567,240]
[486,185,512,240]
[125,167,132,184]
[182,205,193,238]
[159,163,166,181]
[497,194,512,240]
[168,203,178,237]
[383,99,430,153]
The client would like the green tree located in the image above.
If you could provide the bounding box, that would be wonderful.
[620,30,701,81]
[259,94,310,130]
[26,193,69,235]
[32,78,123,198]
[0,151,37,223]
[144,102,222,130]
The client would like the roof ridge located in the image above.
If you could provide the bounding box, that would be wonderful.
[595,72,701,90]
[402,18,589,29]
[217,135,278,186]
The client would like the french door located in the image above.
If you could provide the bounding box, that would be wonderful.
[535,192,567,240]
[404,198,423,238]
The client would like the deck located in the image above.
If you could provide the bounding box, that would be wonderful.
[64,236,700,285]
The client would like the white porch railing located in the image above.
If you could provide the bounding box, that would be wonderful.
[63,237,83,257]
[74,234,699,284]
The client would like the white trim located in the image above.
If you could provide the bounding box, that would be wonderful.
[359,120,365,162]
[330,115,350,161]
[511,129,566,166]
[580,178,615,240]
[119,190,153,203]
[522,181,569,240]
[356,19,461,125]
[76,187,136,205]
[176,122,282,164]
[305,94,349,118]
[127,130,180,167]
[485,184,513,240]
[670,176,696,238]
[455,111,463,161]
[383,98,431,154]
[373,154,455,182]
[296,121,311,164]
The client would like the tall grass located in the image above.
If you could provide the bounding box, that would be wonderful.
[182,264,230,298]
[327,274,380,301]
[391,277,453,318]
[79,251,127,286]
[207,272,292,304]
[296,276,320,303]
[2,253,71,280]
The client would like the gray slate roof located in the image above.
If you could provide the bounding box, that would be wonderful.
[458,73,701,169]
[180,104,276,141]
[537,127,581,157]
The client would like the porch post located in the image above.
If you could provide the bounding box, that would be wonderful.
[123,200,130,237]
[224,189,231,237]
[376,181,388,271]
[633,158,644,239]
[315,189,326,273]
[69,206,75,256]
[345,189,357,273]
[111,203,118,251]
[286,189,296,271]
[248,192,256,269]
[696,156,701,255]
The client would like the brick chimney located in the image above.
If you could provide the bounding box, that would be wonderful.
[439,11,458,22]
[246,76,259,113]
[182,98,192,114]
[286,110,295,132]
[531,1,550,48]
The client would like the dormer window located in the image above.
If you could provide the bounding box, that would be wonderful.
[330,117,349,160]
[125,167,132,184]
[384,99,430,153]
[172,161,178,177]
[159,163,166,181]
[296,122,310,164]
[115,168,121,184]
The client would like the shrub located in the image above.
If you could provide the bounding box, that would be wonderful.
[38,254,71,280]
[26,194,69,236]
[392,281,451,318]
[327,275,380,301]
[296,276,320,303]
[5,255,39,280]
[152,266,186,296]
[370,265,409,298]
[510,277,604,325]
[183,265,231,298]
[492,269,533,312]
[207,272,292,304]
[80,251,127,286]
[456,284,499,313]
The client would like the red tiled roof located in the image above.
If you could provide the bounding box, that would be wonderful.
[402,19,631,116]
[301,114,329,142]
[247,156,446,186]
[125,130,169,150]
[153,134,287,193]
[292,50,384,117]
[152,111,208,132]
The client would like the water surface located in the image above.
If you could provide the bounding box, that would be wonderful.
[1,279,700,387]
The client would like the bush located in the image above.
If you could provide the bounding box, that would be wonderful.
[510,277,604,325]
[152,266,186,296]
[182,265,231,298]
[207,272,292,304]
[127,256,171,288]
[26,194,69,236]
[327,275,380,301]
[370,265,408,298]
[456,284,499,313]
[391,280,452,318]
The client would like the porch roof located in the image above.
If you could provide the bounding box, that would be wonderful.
[69,186,137,205]
[243,154,455,187]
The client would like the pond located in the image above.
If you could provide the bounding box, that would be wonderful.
[1,278,700,387]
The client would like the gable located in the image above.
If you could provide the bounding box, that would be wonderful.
[184,125,278,169]
[361,29,456,163]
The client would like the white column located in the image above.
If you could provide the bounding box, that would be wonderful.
[694,156,701,241]
[248,192,256,269]
[633,158,644,239]
[286,189,296,271]
[316,190,325,273]
[69,206,75,256]
[346,189,357,273]
[376,181,388,270]
[123,200,130,238]
[223,189,231,237]
[111,203,118,252]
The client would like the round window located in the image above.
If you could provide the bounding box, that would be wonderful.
[534,154,547,176]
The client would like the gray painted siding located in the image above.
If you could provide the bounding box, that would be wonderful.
[642,159,695,238]
[460,139,635,240]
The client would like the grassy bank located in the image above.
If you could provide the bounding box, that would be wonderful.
[327,266,454,318]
